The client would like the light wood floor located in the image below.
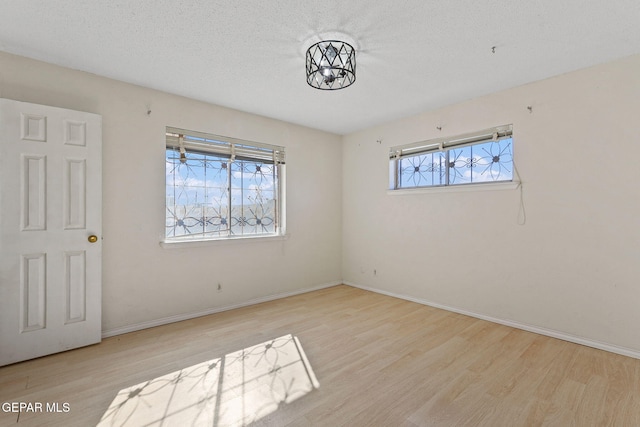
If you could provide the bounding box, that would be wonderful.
[1,285,640,426]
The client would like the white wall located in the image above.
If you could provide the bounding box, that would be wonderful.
[342,54,640,354]
[0,52,343,333]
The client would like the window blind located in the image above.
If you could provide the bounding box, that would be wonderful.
[166,127,285,164]
[389,124,512,160]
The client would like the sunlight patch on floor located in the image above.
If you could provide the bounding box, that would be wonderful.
[97,334,319,426]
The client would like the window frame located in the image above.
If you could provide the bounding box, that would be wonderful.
[164,127,286,243]
[389,124,514,191]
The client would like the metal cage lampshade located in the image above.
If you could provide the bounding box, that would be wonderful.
[306,40,356,90]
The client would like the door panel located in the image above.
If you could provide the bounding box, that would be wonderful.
[0,98,102,366]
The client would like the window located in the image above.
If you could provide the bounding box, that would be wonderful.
[389,125,513,190]
[165,127,285,241]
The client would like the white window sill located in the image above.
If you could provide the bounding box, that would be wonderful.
[160,233,290,249]
[387,181,520,195]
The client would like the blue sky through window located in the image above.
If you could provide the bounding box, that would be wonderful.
[166,148,277,238]
[397,137,513,188]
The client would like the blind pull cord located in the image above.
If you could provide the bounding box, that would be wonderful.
[512,159,526,225]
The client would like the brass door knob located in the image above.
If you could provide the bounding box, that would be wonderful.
[88,235,98,243]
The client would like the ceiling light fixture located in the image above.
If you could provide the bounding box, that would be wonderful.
[306,40,356,90]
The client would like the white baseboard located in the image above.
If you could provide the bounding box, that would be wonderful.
[101,281,341,338]
[343,281,640,360]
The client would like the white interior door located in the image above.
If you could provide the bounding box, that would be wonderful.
[0,98,102,366]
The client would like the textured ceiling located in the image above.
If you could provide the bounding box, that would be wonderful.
[1,1,639,135]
